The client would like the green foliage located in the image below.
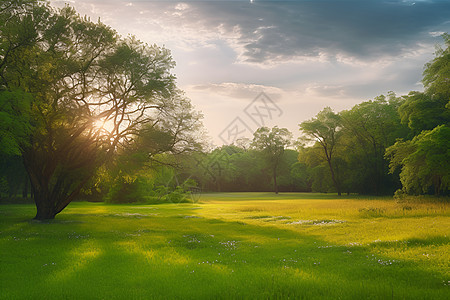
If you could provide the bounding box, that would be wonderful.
[104,175,153,204]
[398,92,449,135]
[275,150,306,191]
[251,126,292,156]
[163,186,189,204]
[297,34,450,196]
[299,89,447,196]
[382,35,450,196]
[341,93,407,148]
[338,94,407,194]
[290,162,310,191]
[183,143,307,193]
[0,90,32,155]
[423,33,450,100]
[386,125,450,195]
[0,154,29,200]
[103,162,196,204]
[251,126,292,194]
[299,107,343,195]
[151,177,196,204]
[0,176,8,196]
[151,169,196,204]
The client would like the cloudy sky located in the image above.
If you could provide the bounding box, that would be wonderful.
[51,0,450,146]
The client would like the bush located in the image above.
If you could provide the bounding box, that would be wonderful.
[104,175,197,204]
[163,186,192,204]
[104,176,152,203]
[393,189,407,200]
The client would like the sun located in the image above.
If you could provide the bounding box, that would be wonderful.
[93,118,116,134]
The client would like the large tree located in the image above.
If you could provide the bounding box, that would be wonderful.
[398,34,449,136]
[385,34,450,196]
[0,1,199,219]
[299,107,342,195]
[251,126,292,194]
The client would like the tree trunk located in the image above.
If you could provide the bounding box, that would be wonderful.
[326,158,341,196]
[33,190,56,220]
[434,176,441,196]
[215,179,221,193]
[22,174,28,199]
[34,204,56,220]
[23,160,55,220]
[322,147,341,196]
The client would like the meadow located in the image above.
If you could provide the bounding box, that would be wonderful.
[1,193,449,299]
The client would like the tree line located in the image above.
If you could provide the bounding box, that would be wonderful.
[182,35,449,197]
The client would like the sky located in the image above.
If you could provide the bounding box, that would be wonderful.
[51,0,450,146]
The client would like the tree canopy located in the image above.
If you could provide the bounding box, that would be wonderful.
[299,107,342,195]
[386,125,450,195]
[423,33,450,101]
[0,0,203,219]
[251,126,292,194]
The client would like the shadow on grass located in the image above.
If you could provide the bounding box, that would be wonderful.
[198,192,371,201]
[0,203,448,299]
[368,236,450,248]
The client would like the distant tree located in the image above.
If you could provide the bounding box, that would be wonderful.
[201,147,233,192]
[299,107,342,195]
[234,137,251,150]
[228,149,268,191]
[276,149,305,192]
[339,93,408,194]
[290,162,311,192]
[297,144,334,193]
[251,126,292,194]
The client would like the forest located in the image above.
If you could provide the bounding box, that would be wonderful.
[0,1,449,219]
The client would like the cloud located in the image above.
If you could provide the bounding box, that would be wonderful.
[305,84,348,99]
[48,0,450,145]
[190,82,284,100]
[190,0,450,64]
[52,0,450,66]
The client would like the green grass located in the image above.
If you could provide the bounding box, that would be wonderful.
[1,193,449,299]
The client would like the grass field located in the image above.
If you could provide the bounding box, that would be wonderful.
[1,193,449,299]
